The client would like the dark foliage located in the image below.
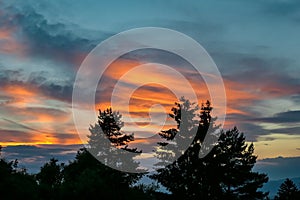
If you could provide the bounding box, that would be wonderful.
[59,107,150,199]
[87,108,143,173]
[0,146,38,200]
[36,158,64,200]
[152,99,269,200]
[60,148,153,200]
[274,179,300,200]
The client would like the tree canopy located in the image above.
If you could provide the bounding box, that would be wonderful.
[275,178,300,200]
[152,99,269,199]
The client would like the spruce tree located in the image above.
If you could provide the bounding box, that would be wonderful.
[88,107,142,174]
[275,178,299,200]
[61,107,146,199]
[152,99,268,199]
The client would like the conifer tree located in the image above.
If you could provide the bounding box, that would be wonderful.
[275,178,300,200]
[88,107,142,174]
[61,107,146,199]
[152,99,268,199]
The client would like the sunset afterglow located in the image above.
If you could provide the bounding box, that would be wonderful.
[1,0,300,163]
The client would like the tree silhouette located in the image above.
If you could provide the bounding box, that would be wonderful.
[0,146,38,200]
[58,107,146,199]
[209,128,269,199]
[36,158,64,200]
[275,178,300,200]
[88,107,143,174]
[154,97,202,169]
[61,148,153,200]
[152,99,268,199]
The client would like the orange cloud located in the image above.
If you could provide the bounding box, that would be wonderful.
[0,26,25,54]
[0,127,82,146]
[3,84,36,97]
[0,83,78,146]
[0,29,11,39]
[0,129,54,146]
[1,84,41,108]
[96,58,210,110]
[0,8,26,55]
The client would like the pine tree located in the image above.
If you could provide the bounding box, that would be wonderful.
[154,97,200,168]
[152,98,218,199]
[88,107,142,174]
[209,128,269,199]
[275,178,300,200]
[152,99,268,199]
[60,107,147,199]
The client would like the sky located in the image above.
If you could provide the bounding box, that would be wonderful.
[0,0,300,178]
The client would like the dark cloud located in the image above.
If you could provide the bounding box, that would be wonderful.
[219,53,299,90]
[27,71,48,85]
[225,113,253,122]
[230,110,300,140]
[0,4,111,69]
[207,39,299,96]
[291,94,300,103]
[0,68,25,85]
[234,123,270,142]
[0,67,73,103]
[272,126,300,135]
[223,109,300,141]
[0,3,102,103]
[0,95,14,105]
[53,133,80,145]
[0,129,35,143]
[121,48,194,69]
[2,118,45,133]
[254,110,300,124]
[16,10,92,67]
[137,84,172,94]
[39,82,73,102]
[224,113,272,141]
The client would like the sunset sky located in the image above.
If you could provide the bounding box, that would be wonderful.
[1,0,300,176]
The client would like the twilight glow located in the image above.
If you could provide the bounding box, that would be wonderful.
[0,0,300,163]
